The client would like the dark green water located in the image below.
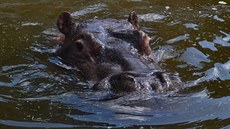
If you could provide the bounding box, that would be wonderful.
[0,0,230,128]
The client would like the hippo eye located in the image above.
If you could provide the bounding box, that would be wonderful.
[75,41,84,51]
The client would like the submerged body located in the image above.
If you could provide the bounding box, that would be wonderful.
[56,12,183,96]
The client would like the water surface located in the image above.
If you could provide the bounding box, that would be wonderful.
[0,0,230,128]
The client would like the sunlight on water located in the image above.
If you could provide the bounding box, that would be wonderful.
[183,23,199,30]
[199,40,218,51]
[166,34,190,44]
[139,13,166,22]
[194,60,230,84]
[179,47,211,69]
[71,3,107,17]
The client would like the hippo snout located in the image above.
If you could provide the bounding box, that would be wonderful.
[93,71,183,94]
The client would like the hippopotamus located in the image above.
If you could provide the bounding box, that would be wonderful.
[55,11,183,96]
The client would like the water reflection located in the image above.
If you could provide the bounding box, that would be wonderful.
[6,90,227,128]
[194,60,230,84]
[71,3,107,17]
[179,47,210,69]
[199,40,218,51]
[139,13,166,22]
[183,23,199,30]
[216,31,230,46]
[166,34,190,44]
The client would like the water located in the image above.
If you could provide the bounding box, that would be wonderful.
[0,0,229,128]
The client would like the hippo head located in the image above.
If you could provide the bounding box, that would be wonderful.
[55,11,183,95]
[56,12,102,65]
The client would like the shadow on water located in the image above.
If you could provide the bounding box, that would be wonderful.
[0,0,230,128]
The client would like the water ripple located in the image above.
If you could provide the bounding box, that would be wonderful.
[139,13,166,22]
[196,60,230,83]
[166,34,190,44]
[179,47,211,69]
[71,3,107,17]
[199,40,218,51]
[183,23,199,30]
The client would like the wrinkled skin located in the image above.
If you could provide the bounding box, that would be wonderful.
[56,11,183,95]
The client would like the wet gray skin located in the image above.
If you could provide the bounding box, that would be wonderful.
[56,12,183,95]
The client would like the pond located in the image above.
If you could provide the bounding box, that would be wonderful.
[0,0,229,128]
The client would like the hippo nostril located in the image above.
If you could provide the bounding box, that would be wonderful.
[154,72,166,84]
[109,73,138,93]
[76,42,84,51]
[128,77,135,82]
[121,74,135,82]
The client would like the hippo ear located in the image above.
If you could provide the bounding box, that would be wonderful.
[139,31,151,56]
[128,12,139,30]
[57,11,73,34]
